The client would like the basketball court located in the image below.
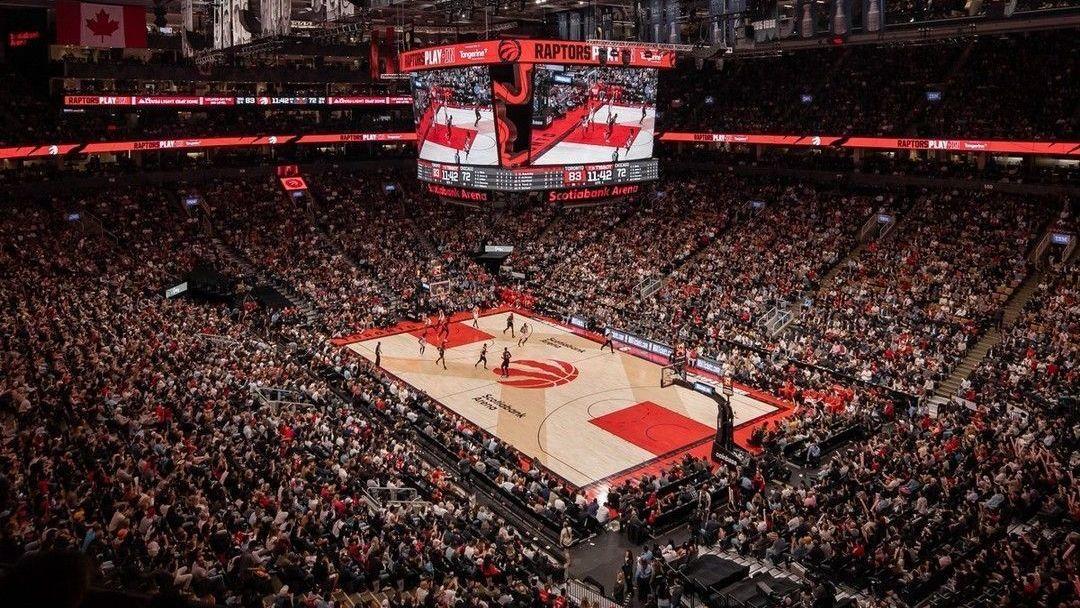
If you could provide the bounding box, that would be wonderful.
[531,103,656,166]
[346,311,782,488]
[416,105,499,165]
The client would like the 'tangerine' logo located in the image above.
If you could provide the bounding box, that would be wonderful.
[494,359,579,389]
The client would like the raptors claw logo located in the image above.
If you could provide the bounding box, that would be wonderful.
[494,359,578,389]
[497,39,522,63]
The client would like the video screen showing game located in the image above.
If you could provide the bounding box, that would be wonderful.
[529,65,658,166]
[410,66,498,166]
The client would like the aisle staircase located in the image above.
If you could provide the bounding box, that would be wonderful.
[208,234,321,326]
[933,267,1046,398]
[818,209,903,289]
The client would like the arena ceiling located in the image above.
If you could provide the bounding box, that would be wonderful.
[0,0,639,29]
[363,0,636,25]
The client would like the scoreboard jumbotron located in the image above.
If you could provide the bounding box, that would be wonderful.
[401,39,675,200]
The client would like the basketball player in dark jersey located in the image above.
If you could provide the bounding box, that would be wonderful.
[435,340,448,370]
[500,348,511,378]
[504,312,515,337]
[475,342,489,368]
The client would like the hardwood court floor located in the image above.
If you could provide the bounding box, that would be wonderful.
[348,312,778,487]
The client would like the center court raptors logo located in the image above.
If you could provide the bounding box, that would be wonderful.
[494,359,578,389]
[498,39,522,63]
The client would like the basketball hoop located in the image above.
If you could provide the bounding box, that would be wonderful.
[660,363,680,388]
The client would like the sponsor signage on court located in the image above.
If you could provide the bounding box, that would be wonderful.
[610,329,673,357]
[695,357,724,376]
[399,39,677,72]
[693,381,715,396]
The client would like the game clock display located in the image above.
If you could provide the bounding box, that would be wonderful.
[416,158,658,192]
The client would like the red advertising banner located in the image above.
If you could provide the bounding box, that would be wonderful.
[400,39,677,72]
[2,131,1075,162]
[845,137,1080,156]
[658,132,1080,156]
[65,95,135,106]
[295,132,416,144]
[65,95,412,107]
[658,132,844,147]
[0,144,79,159]
[81,135,293,154]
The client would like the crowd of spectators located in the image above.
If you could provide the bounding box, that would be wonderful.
[0,186,565,607]
[307,168,500,331]
[961,256,1077,408]
[658,30,1077,140]
[2,104,412,147]
[785,191,1047,395]
[539,180,728,324]
[0,159,1075,608]
[617,182,873,349]
[1,29,1076,149]
[686,403,1077,607]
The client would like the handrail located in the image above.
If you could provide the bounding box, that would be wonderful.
[636,274,664,299]
[363,486,431,510]
[566,578,623,608]
[197,333,242,347]
[82,210,120,245]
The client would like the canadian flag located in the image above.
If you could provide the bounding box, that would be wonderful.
[56,1,147,49]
